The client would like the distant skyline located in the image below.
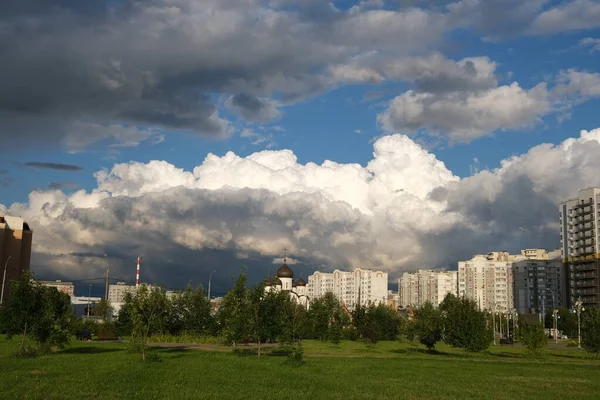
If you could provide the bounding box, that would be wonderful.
[1,1,600,291]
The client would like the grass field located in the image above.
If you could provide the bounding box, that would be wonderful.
[2,337,600,400]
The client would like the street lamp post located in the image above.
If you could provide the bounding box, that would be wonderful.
[499,311,503,338]
[552,309,559,343]
[491,305,496,345]
[0,256,12,305]
[207,270,216,300]
[574,298,584,349]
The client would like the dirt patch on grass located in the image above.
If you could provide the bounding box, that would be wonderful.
[30,369,45,375]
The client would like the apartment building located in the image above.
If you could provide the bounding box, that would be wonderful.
[0,215,33,303]
[560,187,600,307]
[39,280,75,298]
[108,282,138,303]
[398,270,457,308]
[306,268,388,310]
[458,252,514,312]
[512,249,567,314]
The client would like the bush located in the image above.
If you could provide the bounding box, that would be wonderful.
[582,308,600,357]
[566,340,578,347]
[284,344,305,367]
[439,294,492,352]
[13,343,40,359]
[342,326,360,341]
[413,302,442,350]
[519,323,547,354]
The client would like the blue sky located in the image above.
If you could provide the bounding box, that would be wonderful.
[2,0,600,287]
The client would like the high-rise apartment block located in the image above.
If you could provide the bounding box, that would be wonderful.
[398,270,457,308]
[0,215,33,303]
[512,249,567,314]
[458,252,514,312]
[306,269,388,310]
[560,187,600,307]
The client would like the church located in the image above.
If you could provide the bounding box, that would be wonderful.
[264,257,310,309]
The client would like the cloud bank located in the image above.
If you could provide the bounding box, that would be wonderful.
[3,0,600,151]
[3,128,600,288]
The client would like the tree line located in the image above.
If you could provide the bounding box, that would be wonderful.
[3,271,600,359]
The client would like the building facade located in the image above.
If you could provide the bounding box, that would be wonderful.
[458,252,514,312]
[512,249,567,314]
[0,215,33,303]
[306,268,388,310]
[39,280,75,298]
[398,270,458,308]
[560,187,600,308]
[108,282,138,303]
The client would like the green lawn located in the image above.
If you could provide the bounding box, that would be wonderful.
[1,337,600,400]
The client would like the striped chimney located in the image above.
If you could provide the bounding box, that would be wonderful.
[136,257,140,288]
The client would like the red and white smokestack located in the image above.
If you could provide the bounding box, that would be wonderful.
[136,257,140,288]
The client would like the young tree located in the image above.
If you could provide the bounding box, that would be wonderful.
[247,284,288,357]
[172,284,214,336]
[94,299,113,322]
[413,302,442,350]
[307,292,346,342]
[557,308,578,339]
[581,308,600,357]
[1,273,71,354]
[217,271,251,347]
[439,294,492,352]
[129,285,170,360]
[518,322,547,354]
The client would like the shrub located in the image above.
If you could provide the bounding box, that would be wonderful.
[285,344,305,367]
[519,323,547,354]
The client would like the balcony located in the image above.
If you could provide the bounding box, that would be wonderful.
[574,264,597,271]
[575,288,599,296]
[576,279,598,288]
[575,271,598,279]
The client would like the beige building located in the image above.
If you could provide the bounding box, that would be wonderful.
[399,270,458,308]
[0,215,33,303]
[458,252,514,312]
[559,187,600,307]
[40,280,75,298]
[306,268,388,310]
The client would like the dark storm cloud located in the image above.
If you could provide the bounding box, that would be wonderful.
[25,162,83,171]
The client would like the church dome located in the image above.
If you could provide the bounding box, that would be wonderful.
[276,261,294,279]
[294,277,306,287]
[263,277,272,286]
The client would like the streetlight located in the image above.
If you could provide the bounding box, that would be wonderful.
[574,298,584,349]
[552,309,559,343]
[0,256,11,305]
[207,270,216,300]
[491,303,497,345]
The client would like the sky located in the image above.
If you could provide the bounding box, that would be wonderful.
[1,0,600,295]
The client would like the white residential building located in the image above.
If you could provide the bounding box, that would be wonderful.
[398,270,458,308]
[306,268,388,310]
[513,249,567,314]
[559,187,600,308]
[108,282,137,304]
[458,252,514,312]
[39,280,75,298]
